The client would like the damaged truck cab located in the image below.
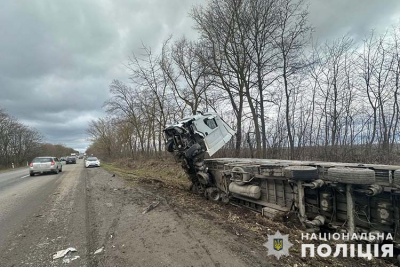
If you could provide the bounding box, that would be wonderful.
[164,112,235,157]
[163,112,235,197]
[164,113,400,249]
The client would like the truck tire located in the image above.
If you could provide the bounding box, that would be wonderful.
[206,187,220,202]
[393,170,400,188]
[283,166,318,180]
[185,143,201,159]
[327,167,375,184]
[196,172,210,185]
[166,139,174,152]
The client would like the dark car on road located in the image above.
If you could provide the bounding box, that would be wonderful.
[66,156,76,164]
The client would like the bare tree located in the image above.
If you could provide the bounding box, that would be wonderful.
[192,0,249,156]
[0,109,67,168]
[162,38,212,115]
[244,0,279,158]
[88,2,400,165]
[275,0,311,159]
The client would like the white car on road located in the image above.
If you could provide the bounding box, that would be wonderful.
[85,157,100,168]
[29,157,63,176]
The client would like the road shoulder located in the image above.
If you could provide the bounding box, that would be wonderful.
[86,165,267,267]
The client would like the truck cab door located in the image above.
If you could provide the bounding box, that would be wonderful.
[193,114,235,156]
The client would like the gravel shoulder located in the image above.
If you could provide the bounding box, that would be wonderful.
[86,166,266,267]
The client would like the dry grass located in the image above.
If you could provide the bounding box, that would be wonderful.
[102,158,190,188]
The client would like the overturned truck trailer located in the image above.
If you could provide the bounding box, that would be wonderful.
[164,112,400,247]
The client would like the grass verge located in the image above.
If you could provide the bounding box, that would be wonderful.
[101,158,190,188]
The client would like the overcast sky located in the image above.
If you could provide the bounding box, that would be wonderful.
[1,0,400,152]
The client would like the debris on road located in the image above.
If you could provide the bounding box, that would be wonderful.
[112,174,115,177]
[37,242,49,248]
[142,201,160,214]
[63,255,80,264]
[94,247,104,255]
[52,247,77,260]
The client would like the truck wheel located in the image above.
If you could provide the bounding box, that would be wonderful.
[207,187,220,202]
[327,167,375,184]
[196,172,210,185]
[166,139,174,152]
[185,143,201,159]
[283,166,318,180]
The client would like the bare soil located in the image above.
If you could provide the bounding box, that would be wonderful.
[99,158,395,267]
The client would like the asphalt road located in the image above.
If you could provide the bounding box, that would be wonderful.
[0,167,62,248]
[0,160,88,266]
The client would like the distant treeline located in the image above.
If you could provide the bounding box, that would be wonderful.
[87,0,400,165]
[0,109,77,169]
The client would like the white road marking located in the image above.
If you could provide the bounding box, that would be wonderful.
[20,175,29,179]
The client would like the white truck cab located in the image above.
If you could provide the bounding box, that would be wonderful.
[164,112,235,156]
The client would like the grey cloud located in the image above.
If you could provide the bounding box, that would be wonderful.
[0,0,204,151]
[308,0,400,42]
